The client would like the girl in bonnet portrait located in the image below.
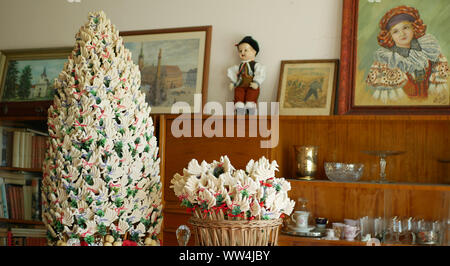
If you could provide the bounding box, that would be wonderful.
[366,5,449,104]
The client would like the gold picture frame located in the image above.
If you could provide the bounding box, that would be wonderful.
[277,59,338,115]
[120,26,212,114]
[337,0,450,115]
[0,47,71,117]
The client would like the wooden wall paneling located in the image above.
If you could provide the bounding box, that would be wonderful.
[341,118,356,165]
[441,120,450,176]
[379,120,403,183]
[334,119,346,165]
[412,121,427,183]
[427,120,450,184]
[324,117,338,163]
[356,119,378,181]
[279,119,299,179]
[401,119,414,183]
[312,185,346,222]
[274,116,450,184]
[439,118,450,165]
[287,180,316,212]
[405,190,449,221]
[383,189,411,220]
[423,121,436,183]
[313,120,331,180]
[343,187,384,219]
[440,161,450,184]
[343,119,370,181]
[437,119,450,184]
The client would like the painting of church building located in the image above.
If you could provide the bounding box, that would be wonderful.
[1,58,66,102]
[184,68,197,88]
[31,67,51,98]
[123,36,202,112]
[138,46,185,106]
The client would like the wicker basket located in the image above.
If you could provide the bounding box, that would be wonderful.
[188,217,283,246]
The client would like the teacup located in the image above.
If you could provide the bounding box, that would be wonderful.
[344,225,360,241]
[291,211,309,229]
[325,228,338,240]
[332,222,346,240]
[344,218,359,227]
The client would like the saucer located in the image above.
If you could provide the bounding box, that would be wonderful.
[288,225,314,232]
[322,236,339,241]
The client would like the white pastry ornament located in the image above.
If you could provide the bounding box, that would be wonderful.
[170,156,295,221]
[42,11,162,246]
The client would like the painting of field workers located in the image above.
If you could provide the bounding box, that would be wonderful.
[278,60,338,115]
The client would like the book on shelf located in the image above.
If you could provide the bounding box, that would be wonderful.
[0,178,7,218]
[0,227,47,246]
[0,126,48,169]
[0,171,42,221]
[0,128,13,167]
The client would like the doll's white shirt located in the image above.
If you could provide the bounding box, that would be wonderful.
[227,61,266,87]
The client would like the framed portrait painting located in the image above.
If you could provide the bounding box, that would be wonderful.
[337,0,450,114]
[120,26,212,114]
[277,59,338,115]
[0,48,71,117]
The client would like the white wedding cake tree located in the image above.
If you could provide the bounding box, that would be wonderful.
[41,11,162,246]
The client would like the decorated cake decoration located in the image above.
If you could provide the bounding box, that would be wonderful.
[41,10,162,246]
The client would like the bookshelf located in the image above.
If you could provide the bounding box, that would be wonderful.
[0,113,48,246]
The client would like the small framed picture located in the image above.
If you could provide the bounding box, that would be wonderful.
[120,26,212,114]
[277,59,338,115]
[0,48,71,117]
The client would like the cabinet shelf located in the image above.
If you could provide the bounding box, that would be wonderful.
[287,179,450,191]
[278,233,412,246]
[0,166,42,173]
[0,218,44,226]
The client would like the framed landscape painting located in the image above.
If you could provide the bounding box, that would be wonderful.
[0,48,71,116]
[277,60,338,115]
[120,26,212,114]
[337,0,450,114]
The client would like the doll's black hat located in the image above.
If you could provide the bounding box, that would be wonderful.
[238,36,259,55]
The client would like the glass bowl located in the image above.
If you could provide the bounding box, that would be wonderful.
[324,162,364,182]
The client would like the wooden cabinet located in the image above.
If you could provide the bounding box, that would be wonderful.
[159,114,450,246]
[284,179,449,246]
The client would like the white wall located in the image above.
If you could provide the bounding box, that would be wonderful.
[0,0,342,109]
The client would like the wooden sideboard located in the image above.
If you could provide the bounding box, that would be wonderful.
[158,114,450,246]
